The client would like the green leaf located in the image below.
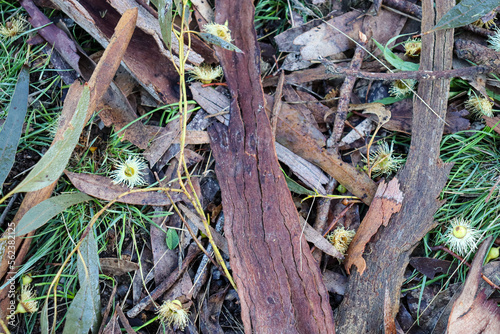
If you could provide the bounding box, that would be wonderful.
[158,0,173,50]
[198,32,243,53]
[0,65,29,187]
[283,172,315,196]
[41,300,49,334]
[63,231,100,334]
[432,0,500,33]
[11,84,90,194]
[16,193,92,237]
[166,228,179,250]
[373,38,419,72]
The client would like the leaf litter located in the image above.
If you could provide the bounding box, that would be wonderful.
[2,0,500,333]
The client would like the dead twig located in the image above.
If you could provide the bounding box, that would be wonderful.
[430,245,500,291]
[98,285,118,334]
[324,62,491,81]
[126,244,200,318]
[310,202,354,254]
[327,32,368,149]
[270,71,285,137]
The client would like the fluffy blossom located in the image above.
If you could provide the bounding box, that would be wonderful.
[403,38,422,57]
[444,218,481,257]
[110,156,147,188]
[389,79,417,98]
[189,65,223,84]
[16,285,38,314]
[465,95,494,118]
[327,226,356,255]
[488,27,500,52]
[363,141,405,178]
[0,15,28,39]
[202,21,232,42]
[157,299,190,330]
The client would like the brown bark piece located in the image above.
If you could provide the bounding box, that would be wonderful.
[344,178,403,275]
[336,0,454,332]
[447,237,500,334]
[207,0,335,333]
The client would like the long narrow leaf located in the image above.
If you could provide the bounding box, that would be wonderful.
[158,0,173,50]
[63,232,100,334]
[15,193,92,237]
[9,84,90,194]
[431,0,500,33]
[0,65,29,186]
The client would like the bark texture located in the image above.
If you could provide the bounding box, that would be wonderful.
[207,0,335,333]
[336,0,454,332]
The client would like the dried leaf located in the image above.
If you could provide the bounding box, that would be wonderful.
[16,193,92,237]
[100,258,140,276]
[0,65,29,186]
[431,0,500,33]
[8,84,90,194]
[354,102,391,126]
[447,237,500,333]
[409,257,456,279]
[102,311,120,334]
[63,232,100,334]
[20,0,80,72]
[345,178,404,275]
[484,115,500,134]
[65,171,185,206]
[198,32,243,53]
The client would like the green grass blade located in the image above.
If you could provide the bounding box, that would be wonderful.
[9,84,90,194]
[0,64,29,187]
[15,193,92,237]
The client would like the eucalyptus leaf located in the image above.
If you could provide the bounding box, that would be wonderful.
[63,232,100,334]
[158,0,173,50]
[284,173,315,196]
[198,32,243,53]
[432,0,500,33]
[11,84,90,194]
[373,38,419,72]
[16,193,92,237]
[166,228,179,250]
[41,300,49,334]
[0,65,29,186]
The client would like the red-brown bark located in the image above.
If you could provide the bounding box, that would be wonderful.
[207,0,335,333]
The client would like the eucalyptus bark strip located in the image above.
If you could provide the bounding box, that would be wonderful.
[207,0,335,332]
[337,0,454,332]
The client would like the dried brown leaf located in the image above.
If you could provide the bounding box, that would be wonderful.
[447,237,500,334]
[345,178,404,275]
[64,171,185,206]
[100,258,140,276]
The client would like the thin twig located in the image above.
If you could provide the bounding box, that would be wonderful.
[310,202,354,254]
[327,33,368,149]
[323,61,491,81]
[430,245,500,290]
[270,70,285,137]
[98,285,118,334]
[127,244,200,318]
